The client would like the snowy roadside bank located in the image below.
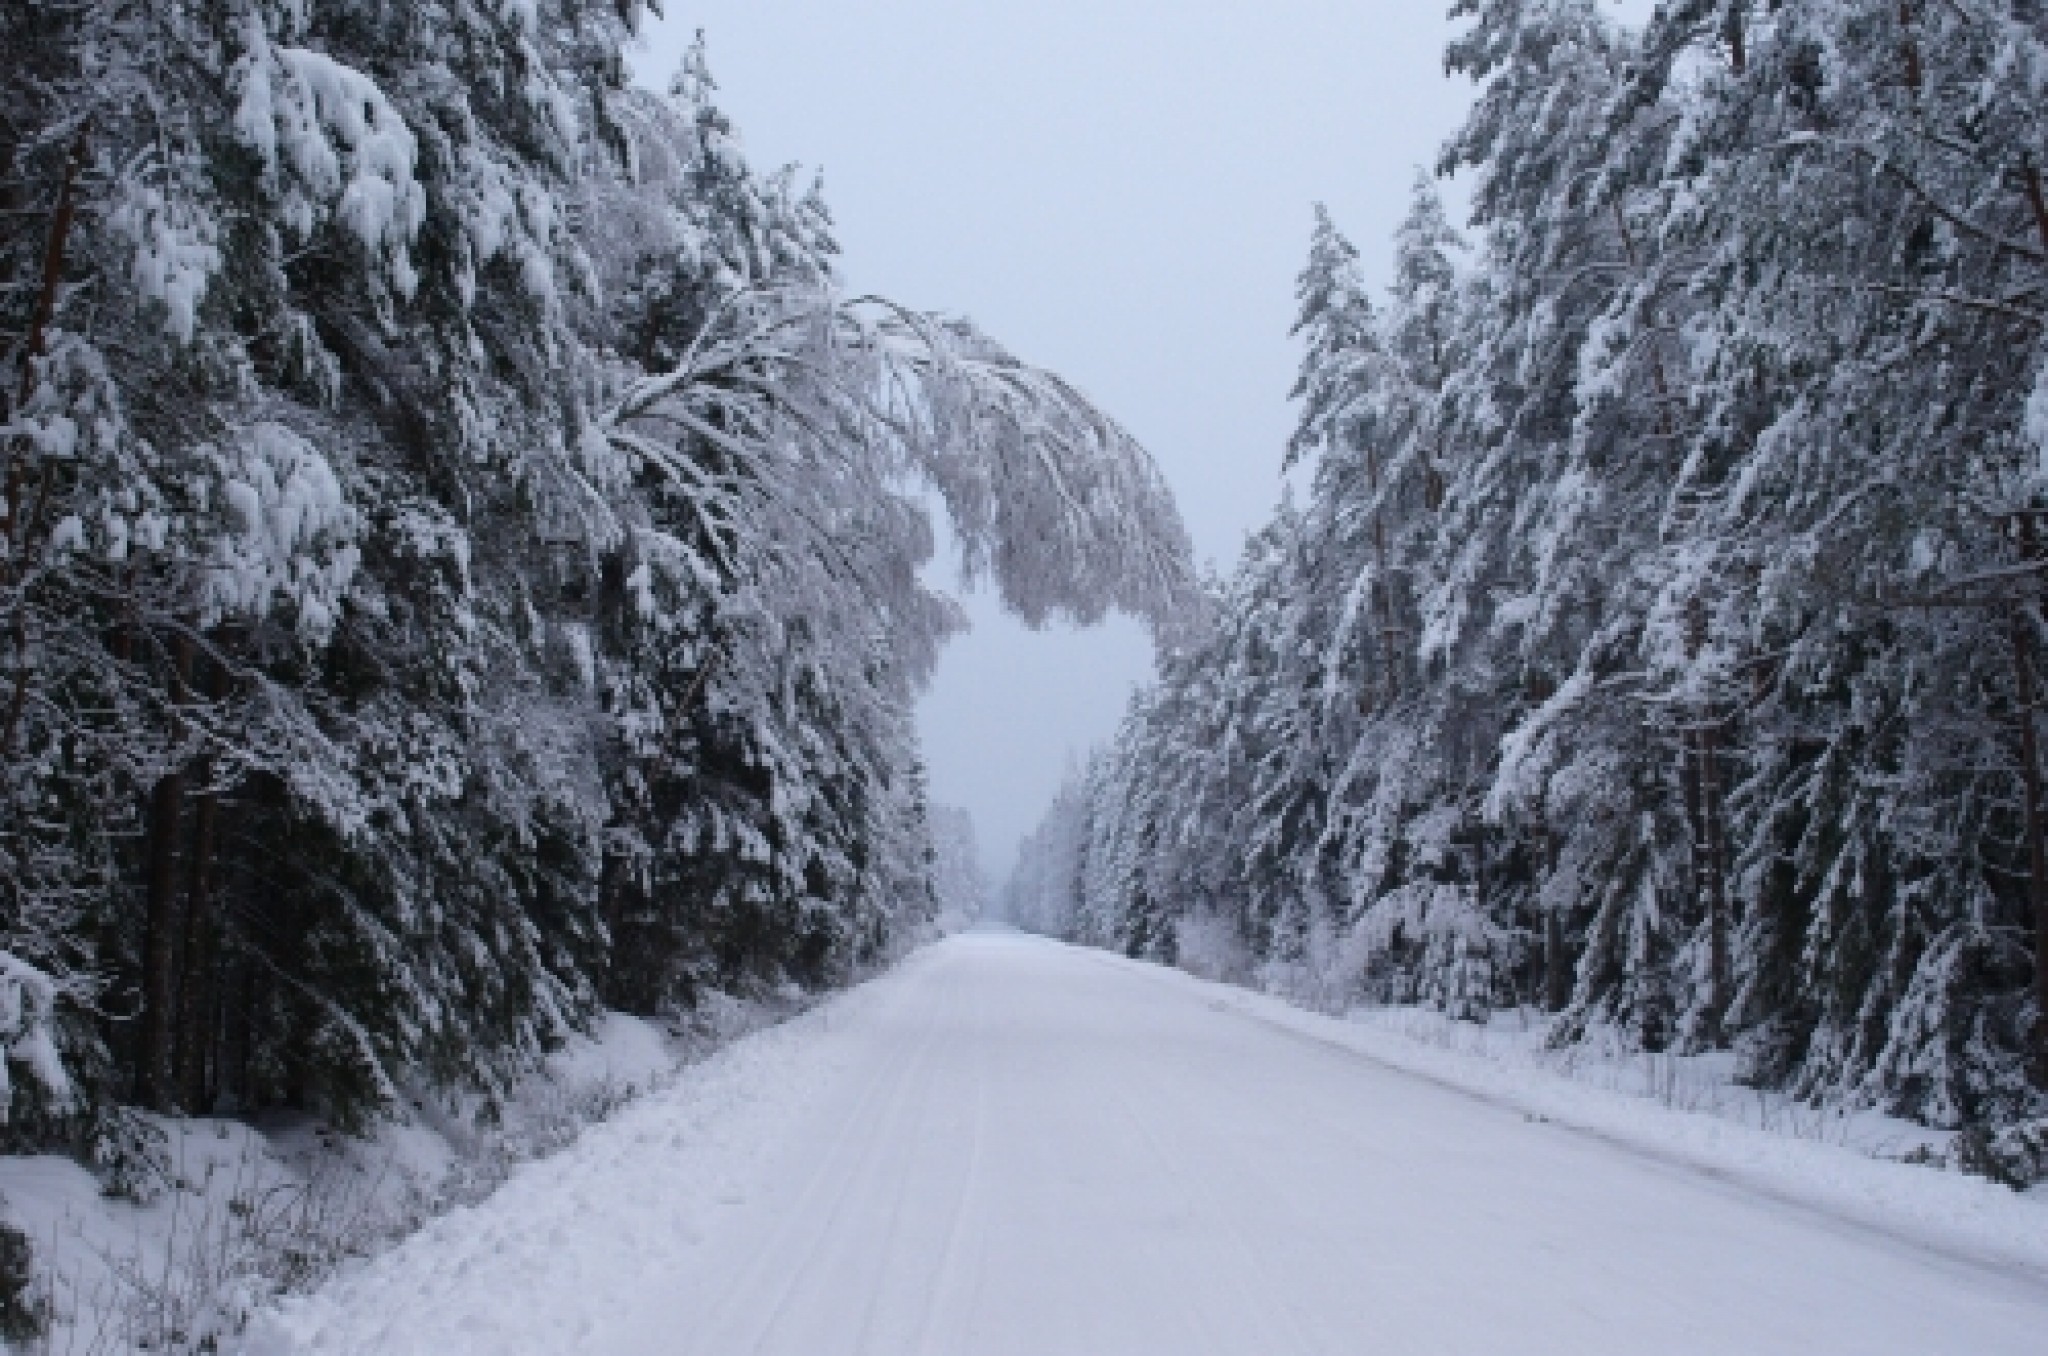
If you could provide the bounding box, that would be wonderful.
[0,979,842,1354]
[1093,947,2048,1283]
[235,947,927,1356]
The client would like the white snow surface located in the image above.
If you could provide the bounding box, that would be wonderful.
[1,1009,725,1353]
[246,931,2048,1355]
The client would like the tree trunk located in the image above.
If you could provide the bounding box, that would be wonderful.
[1684,597,1729,1044]
[0,132,88,760]
[138,634,193,1111]
[1543,908,1569,1013]
[1367,445,1398,704]
[1898,1,1922,94]
[1701,721,1730,1042]
[2015,617,2048,1087]
[217,942,253,1114]
[1993,514,2048,1088]
[176,656,226,1112]
[2021,165,2048,259]
[1539,825,1569,1012]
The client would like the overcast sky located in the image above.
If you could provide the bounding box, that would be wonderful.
[633,4,1494,881]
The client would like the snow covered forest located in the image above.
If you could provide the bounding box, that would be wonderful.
[1007,0,2048,1186]
[0,0,1191,1204]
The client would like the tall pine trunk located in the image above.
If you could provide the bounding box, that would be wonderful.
[176,653,226,1112]
[2009,595,2048,1088]
[1685,598,1729,1044]
[1539,826,1570,1012]
[1701,721,1729,1043]
[0,132,86,759]
[138,634,192,1111]
[1543,909,1570,1013]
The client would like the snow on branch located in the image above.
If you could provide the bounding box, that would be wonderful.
[604,283,1198,641]
[232,23,427,301]
[200,422,361,644]
[0,951,73,1118]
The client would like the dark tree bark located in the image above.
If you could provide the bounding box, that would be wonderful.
[1897,2,1922,93]
[1543,910,1569,1013]
[176,656,227,1112]
[138,634,193,1112]
[0,130,86,759]
[1701,720,1730,1041]
[2009,558,2048,1087]
[1684,597,1729,1044]
[215,927,255,1115]
[1722,1,1746,75]
[1539,826,1570,1012]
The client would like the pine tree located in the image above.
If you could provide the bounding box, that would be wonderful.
[0,14,1197,1149]
[1008,0,2048,1181]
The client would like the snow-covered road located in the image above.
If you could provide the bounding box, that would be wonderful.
[254,931,2048,1355]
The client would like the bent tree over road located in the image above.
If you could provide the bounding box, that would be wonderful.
[258,932,2048,1356]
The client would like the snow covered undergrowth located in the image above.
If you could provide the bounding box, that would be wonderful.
[1347,1006,1949,1161]
[0,992,810,1354]
[1129,958,2048,1280]
[239,959,917,1356]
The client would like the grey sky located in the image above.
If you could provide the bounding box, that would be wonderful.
[634,4,1485,879]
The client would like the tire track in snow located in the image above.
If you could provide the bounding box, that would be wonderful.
[905,951,994,1356]
[841,958,971,1354]
[687,954,963,1355]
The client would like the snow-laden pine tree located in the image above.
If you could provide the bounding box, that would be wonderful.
[927,806,986,924]
[1,11,1195,1162]
[1008,0,2048,1182]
